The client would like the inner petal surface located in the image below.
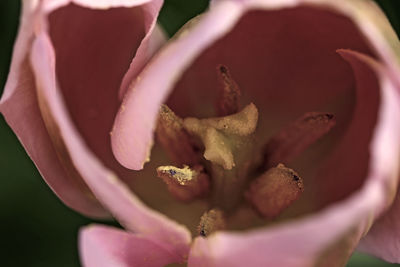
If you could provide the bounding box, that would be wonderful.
[49,4,145,173]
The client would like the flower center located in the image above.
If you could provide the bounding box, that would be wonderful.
[155,65,335,237]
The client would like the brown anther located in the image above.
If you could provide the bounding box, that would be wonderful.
[198,209,226,237]
[216,64,241,116]
[157,165,210,202]
[246,164,304,219]
[156,105,200,166]
[263,112,335,169]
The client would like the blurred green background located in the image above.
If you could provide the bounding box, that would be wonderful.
[0,0,400,266]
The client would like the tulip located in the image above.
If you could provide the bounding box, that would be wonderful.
[3,0,400,266]
[106,0,400,265]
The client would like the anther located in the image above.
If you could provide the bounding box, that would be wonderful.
[156,165,210,202]
[263,112,335,169]
[156,105,200,166]
[246,164,304,219]
[216,65,241,116]
[198,209,226,237]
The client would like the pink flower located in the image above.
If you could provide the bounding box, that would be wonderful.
[3,0,400,266]
[87,0,400,266]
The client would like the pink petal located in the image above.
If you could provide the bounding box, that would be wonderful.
[28,18,190,262]
[352,7,400,262]
[1,0,163,217]
[0,0,107,218]
[80,225,182,267]
[310,48,379,209]
[188,50,400,266]
[46,0,163,185]
[119,17,167,99]
[2,0,191,258]
[44,0,154,10]
[358,185,400,262]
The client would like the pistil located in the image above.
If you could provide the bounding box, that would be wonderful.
[183,103,259,211]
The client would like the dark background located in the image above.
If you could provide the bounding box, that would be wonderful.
[0,0,399,266]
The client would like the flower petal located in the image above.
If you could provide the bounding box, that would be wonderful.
[1,0,163,217]
[46,0,162,188]
[80,225,182,267]
[29,24,191,259]
[0,0,107,218]
[358,183,400,263]
[119,19,167,99]
[2,0,191,257]
[45,0,154,10]
[187,49,400,266]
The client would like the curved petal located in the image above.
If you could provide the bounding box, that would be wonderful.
[43,0,154,11]
[353,7,400,262]
[187,50,400,267]
[1,0,163,218]
[119,15,167,98]
[30,28,191,259]
[357,182,400,262]
[79,225,182,267]
[2,0,190,257]
[0,0,107,217]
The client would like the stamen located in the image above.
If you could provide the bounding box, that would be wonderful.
[263,112,335,169]
[216,65,241,116]
[156,105,200,166]
[198,209,226,237]
[156,165,210,202]
[246,164,304,219]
